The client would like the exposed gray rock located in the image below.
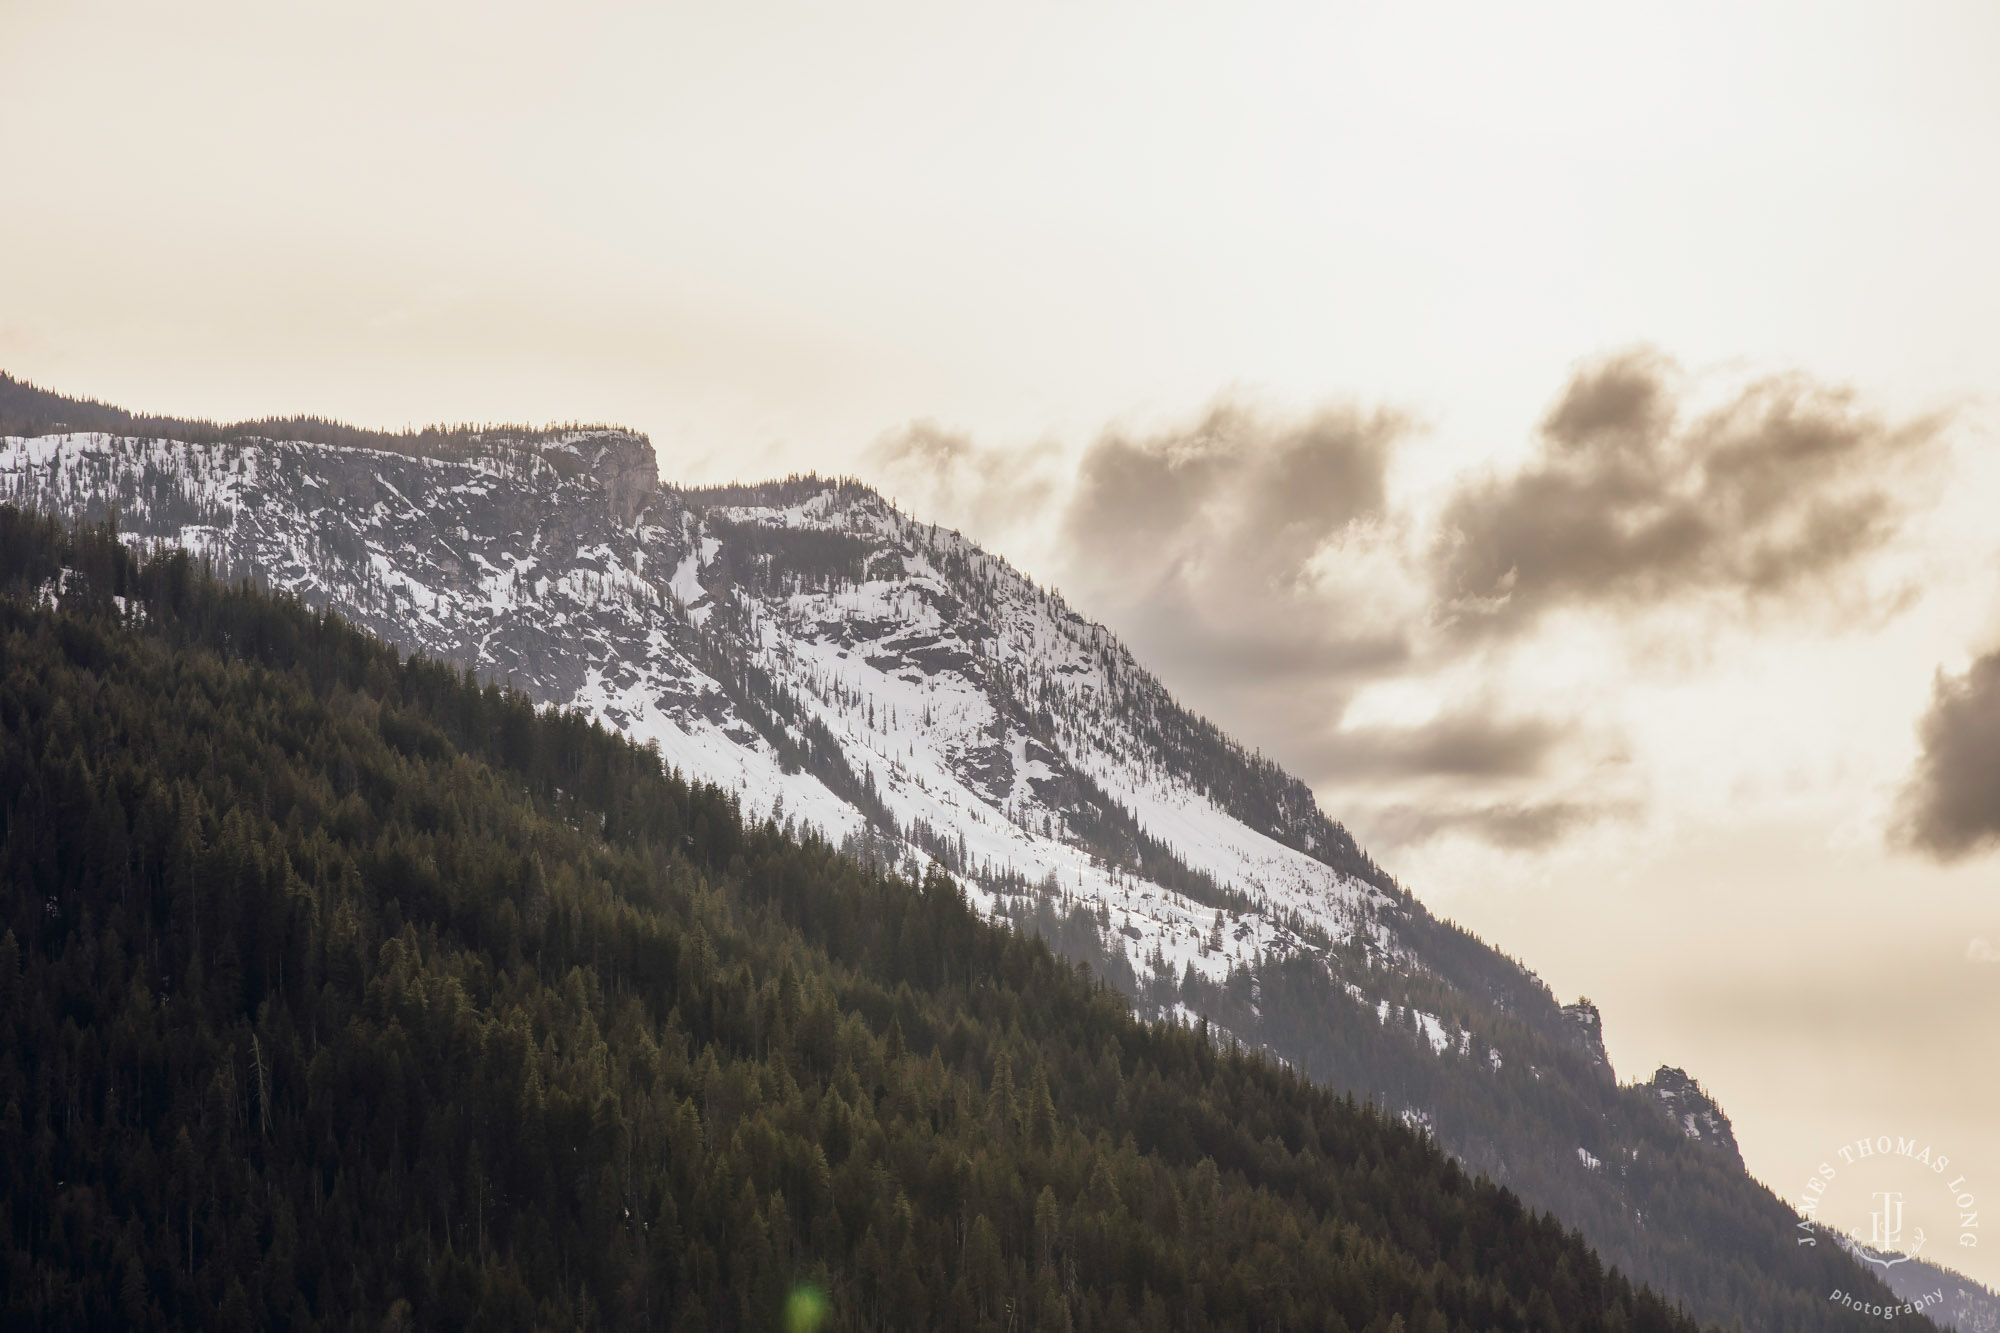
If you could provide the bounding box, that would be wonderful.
[1647,1064,1741,1165]
[1561,998,1612,1077]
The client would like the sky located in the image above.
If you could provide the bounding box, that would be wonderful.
[6,0,2000,1281]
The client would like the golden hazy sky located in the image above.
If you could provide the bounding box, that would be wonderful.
[7,0,2000,1279]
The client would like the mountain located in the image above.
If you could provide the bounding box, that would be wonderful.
[0,379,1943,1330]
[1842,1240,2000,1333]
[0,505,1730,1331]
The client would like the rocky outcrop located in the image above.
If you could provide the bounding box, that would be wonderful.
[578,433,659,524]
[1561,998,1612,1077]
[1646,1065,1741,1165]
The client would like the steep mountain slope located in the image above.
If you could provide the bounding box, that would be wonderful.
[0,400,1935,1331]
[0,431,1385,983]
[1855,1245,2000,1333]
[0,506,1741,1332]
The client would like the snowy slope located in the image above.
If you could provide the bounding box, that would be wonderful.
[687,483,1400,990]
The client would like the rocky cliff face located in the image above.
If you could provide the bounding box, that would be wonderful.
[1561,999,1612,1076]
[0,423,1924,1332]
[1646,1065,1742,1165]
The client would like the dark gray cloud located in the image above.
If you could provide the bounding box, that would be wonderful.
[1896,650,2000,861]
[1094,579,1411,693]
[1290,710,1570,784]
[1434,351,1947,636]
[1058,400,1410,688]
[1063,401,1399,583]
[1356,799,1623,852]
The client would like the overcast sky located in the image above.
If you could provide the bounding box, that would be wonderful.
[7,0,2000,1278]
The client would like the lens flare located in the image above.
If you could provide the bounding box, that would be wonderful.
[785,1283,829,1332]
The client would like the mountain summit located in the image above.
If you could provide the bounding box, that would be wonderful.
[0,389,1931,1330]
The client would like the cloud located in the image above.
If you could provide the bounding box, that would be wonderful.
[1896,649,2000,861]
[1434,350,1948,637]
[1050,401,1583,817]
[864,357,1950,855]
[1967,938,2000,963]
[1291,710,1570,784]
[870,419,1059,537]
[1057,399,1417,692]
[1355,799,1623,852]
[1063,401,1398,576]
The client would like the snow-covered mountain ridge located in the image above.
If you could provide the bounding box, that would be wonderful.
[0,421,1923,1331]
[1,431,1407,997]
